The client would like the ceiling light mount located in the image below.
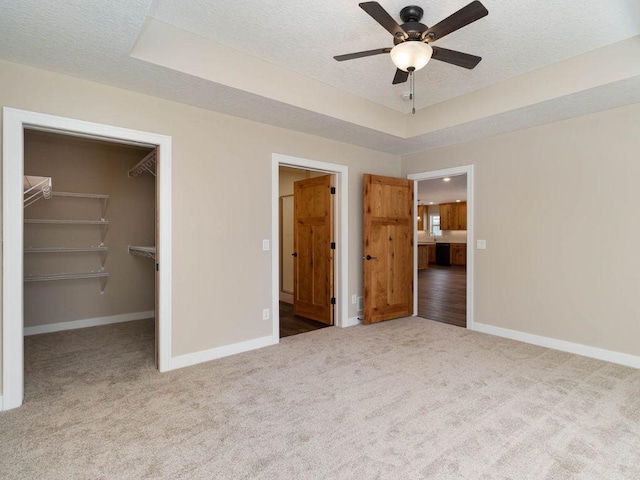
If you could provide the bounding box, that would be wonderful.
[399,5,424,23]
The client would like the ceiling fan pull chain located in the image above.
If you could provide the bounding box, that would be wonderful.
[410,70,416,115]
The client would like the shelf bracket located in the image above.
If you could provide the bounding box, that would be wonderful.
[128,150,156,178]
[100,223,109,244]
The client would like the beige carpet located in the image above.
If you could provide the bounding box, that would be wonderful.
[1,318,639,479]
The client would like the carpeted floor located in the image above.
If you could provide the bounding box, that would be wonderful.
[1,318,639,479]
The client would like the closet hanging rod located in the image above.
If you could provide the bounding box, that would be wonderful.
[128,150,156,178]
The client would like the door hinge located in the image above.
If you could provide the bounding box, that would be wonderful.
[156,263,159,272]
[330,242,336,250]
[330,187,336,194]
[331,297,336,305]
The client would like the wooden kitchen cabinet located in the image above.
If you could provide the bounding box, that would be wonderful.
[439,202,467,230]
[428,244,436,265]
[457,202,466,229]
[450,243,467,266]
[418,244,429,270]
[417,205,428,231]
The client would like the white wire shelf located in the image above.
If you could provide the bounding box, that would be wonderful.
[52,192,108,199]
[52,191,109,217]
[128,150,156,178]
[24,246,107,253]
[24,219,108,225]
[24,272,109,293]
[25,246,108,266]
[25,218,109,243]
[128,245,156,260]
[24,176,52,208]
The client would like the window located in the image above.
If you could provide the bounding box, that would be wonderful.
[429,214,442,237]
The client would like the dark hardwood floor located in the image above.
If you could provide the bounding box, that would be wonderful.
[417,265,467,328]
[279,301,330,338]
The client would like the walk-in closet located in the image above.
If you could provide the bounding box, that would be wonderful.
[23,130,157,400]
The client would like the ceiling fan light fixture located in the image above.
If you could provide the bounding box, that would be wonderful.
[390,41,433,72]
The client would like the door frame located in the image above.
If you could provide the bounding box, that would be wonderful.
[271,154,348,342]
[407,165,474,329]
[2,107,173,411]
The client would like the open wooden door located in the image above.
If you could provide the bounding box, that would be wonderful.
[363,174,414,324]
[293,174,334,325]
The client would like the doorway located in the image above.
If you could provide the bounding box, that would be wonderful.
[278,166,333,337]
[22,131,157,401]
[2,107,173,411]
[271,154,349,343]
[408,166,475,329]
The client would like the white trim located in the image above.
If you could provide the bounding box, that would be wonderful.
[472,322,640,369]
[408,165,475,329]
[23,311,154,336]
[2,107,173,411]
[271,154,349,343]
[344,317,363,327]
[0,395,3,411]
[170,335,276,370]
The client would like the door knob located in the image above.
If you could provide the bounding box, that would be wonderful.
[292,252,298,257]
[363,255,377,260]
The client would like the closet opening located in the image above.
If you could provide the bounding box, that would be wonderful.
[3,107,172,411]
[22,130,157,402]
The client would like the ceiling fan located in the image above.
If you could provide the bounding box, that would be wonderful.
[334,1,489,85]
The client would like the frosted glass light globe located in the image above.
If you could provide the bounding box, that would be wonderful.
[390,41,433,72]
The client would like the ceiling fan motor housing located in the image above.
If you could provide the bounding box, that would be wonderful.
[395,5,428,44]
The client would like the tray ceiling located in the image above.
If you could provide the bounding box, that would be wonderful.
[0,0,639,155]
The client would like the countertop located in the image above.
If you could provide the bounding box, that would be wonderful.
[418,242,466,245]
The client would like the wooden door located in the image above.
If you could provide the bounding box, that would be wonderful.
[293,174,334,325]
[363,174,414,324]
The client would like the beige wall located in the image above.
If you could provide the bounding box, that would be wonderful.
[0,59,401,393]
[23,131,155,326]
[403,103,640,357]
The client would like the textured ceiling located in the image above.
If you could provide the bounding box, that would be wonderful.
[418,174,467,205]
[0,0,639,155]
[150,0,640,113]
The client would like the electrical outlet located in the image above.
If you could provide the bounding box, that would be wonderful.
[262,308,270,320]
[262,239,270,251]
[476,239,486,250]
[356,296,363,312]
[351,294,357,304]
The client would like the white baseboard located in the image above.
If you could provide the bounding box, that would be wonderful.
[472,322,640,369]
[343,316,363,328]
[23,311,155,336]
[169,335,275,371]
[0,395,3,411]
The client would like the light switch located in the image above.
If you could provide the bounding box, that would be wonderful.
[262,239,270,251]
[476,239,486,250]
